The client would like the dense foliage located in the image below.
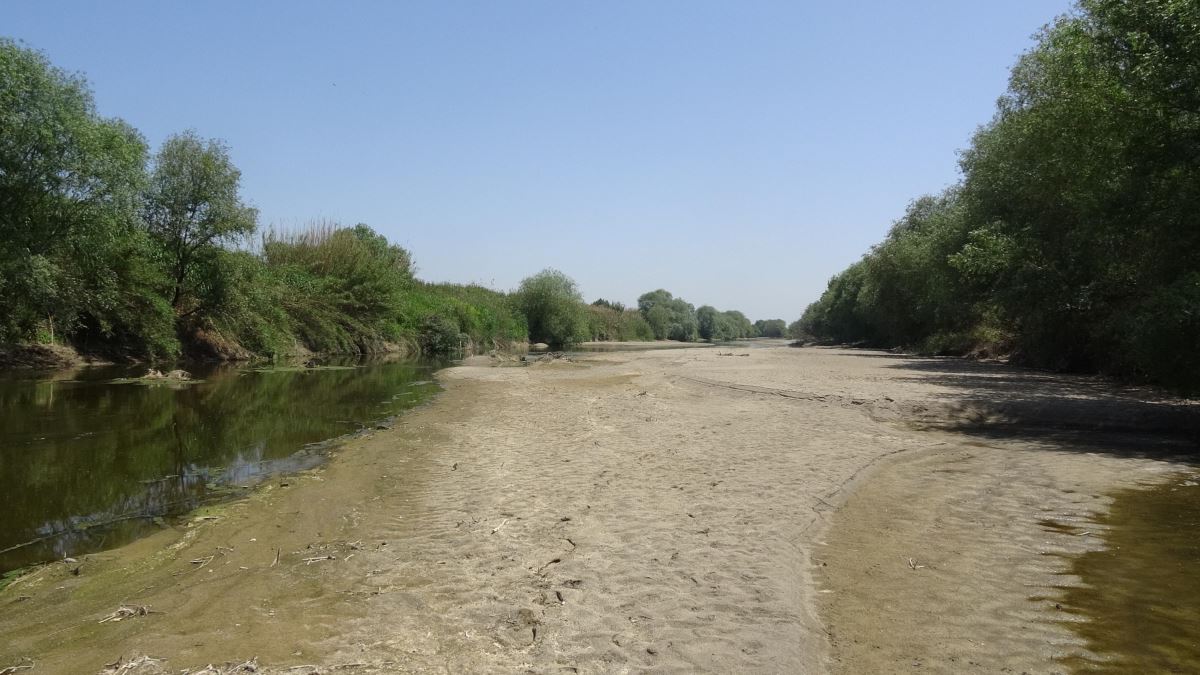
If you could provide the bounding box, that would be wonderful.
[697,306,756,341]
[754,319,788,338]
[0,39,767,361]
[516,269,590,347]
[0,38,530,359]
[0,39,173,357]
[587,300,656,342]
[637,290,699,341]
[798,0,1200,392]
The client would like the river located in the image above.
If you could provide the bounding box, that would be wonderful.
[0,357,441,575]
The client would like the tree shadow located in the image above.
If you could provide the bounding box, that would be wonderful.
[865,351,1200,463]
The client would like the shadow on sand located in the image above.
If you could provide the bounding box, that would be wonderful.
[859,350,1200,463]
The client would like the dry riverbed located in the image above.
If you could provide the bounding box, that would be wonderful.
[1,345,1195,673]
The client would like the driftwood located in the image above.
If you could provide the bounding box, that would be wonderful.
[0,659,34,675]
[98,605,157,623]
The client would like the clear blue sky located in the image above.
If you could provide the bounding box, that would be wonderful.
[7,1,1073,321]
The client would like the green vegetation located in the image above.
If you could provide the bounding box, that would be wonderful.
[516,269,589,347]
[754,319,788,338]
[0,39,526,359]
[632,292,765,343]
[587,300,656,342]
[798,0,1200,392]
[697,306,756,341]
[0,38,766,360]
[637,290,699,341]
[0,38,171,358]
[400,281,527,354]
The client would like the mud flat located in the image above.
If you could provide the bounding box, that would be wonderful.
[0,345,1195,673]
[816,357,1199,674]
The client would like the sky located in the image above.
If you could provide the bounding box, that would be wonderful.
[6,1,1074,321]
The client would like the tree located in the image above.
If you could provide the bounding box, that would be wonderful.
[721,310,754,339]
[799,0,1200,390]
[754,319,788,338]
[696,305,721,341]
[516,269,588,347]
[637,289,697,341]
[592,298,626,312]
[143,131,258,315]
[0,39,175,355]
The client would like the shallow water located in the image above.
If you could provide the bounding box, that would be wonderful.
[1058,474,1200,673]
[0,357,441,573]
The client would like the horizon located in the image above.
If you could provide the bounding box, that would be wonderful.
[5,0,1074,321]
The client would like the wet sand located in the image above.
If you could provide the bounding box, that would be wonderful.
[0,344,1195,673]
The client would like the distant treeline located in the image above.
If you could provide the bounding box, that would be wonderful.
[0,39,782,360]
[795,0,1200,392]
[514,269,786,347]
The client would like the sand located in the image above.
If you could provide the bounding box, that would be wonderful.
[0,344,1195,673]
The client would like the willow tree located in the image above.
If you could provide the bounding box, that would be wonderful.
[516,268,588,347]
[143,131,258,316]
[0,38,174,354]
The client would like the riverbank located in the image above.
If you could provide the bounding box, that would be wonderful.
[0,345,1195,673]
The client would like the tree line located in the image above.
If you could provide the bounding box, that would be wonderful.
[0,39,784,360]
[0,35,523,362]
[795,0,1200,393]
[515,270,787,347]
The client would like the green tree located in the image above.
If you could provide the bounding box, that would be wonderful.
[0,39,175,355]
[721,310,754,339]
[637,289,697,341]
[696,305,721,341]
[754,319,788,338]
[592,298,626,312]
[143,131,258,315]
[800,0,1200,389]
[516,269,588,347]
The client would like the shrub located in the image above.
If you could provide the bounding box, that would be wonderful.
[516,269,589,347]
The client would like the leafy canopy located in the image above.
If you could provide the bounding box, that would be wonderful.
[517,269,589,347]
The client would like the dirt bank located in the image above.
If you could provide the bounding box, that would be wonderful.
[0,343,110,369]
[0,346,1194,673]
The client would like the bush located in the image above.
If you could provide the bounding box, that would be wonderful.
[516,269,589,347]
[637,290,697,341]
[417,314,465,355]
[587,304,655,341]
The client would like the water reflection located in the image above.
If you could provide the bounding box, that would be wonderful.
[0,358,441,572]
[1057,475,1200,673]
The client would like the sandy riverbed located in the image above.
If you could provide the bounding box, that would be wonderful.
[0,344,1195,673]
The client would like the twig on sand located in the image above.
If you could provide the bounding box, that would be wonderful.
[99,655,164,674]
[0,658,34,675]
[905,557,926,570]
[271,548,281,567]
[490,519,509,535]
[186,657,260,674]
[99,605,158,623]
[284,664,369,673]
[303,555,336,565]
